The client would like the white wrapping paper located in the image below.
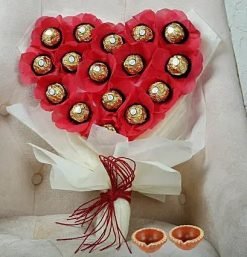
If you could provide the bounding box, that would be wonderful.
[7,4,220,248]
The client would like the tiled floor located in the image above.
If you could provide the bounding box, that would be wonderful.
[225,0,247,111]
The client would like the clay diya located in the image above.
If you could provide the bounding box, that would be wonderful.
[169,225,204,250]
[132,227,167,254]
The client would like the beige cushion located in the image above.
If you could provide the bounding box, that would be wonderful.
[0,216,219,257]
[0,0,247,256]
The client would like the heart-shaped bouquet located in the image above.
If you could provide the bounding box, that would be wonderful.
[19,9,203,140]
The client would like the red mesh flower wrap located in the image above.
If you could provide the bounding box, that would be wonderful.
[52,92,98,136]
[92,22,129,53]
[156,9,201,50]
[31,15,66,50]
[125,9,158,45]
[63,13,102,43]
[76,49,116,92]
[146,48,203,94]
[113,42,155,80]
[34,74,77,111]
[19,8,203,140]
[92,77,136,132]
[139,70,182,113]
[54,42,90,74]
[117,86,156,139]
[19,47,57,85]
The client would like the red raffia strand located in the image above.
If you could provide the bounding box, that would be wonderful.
[56,155,136,254]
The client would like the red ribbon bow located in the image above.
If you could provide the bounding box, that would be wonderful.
[57,155,136,254]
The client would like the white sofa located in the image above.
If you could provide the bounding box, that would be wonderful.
[0,0,247,256]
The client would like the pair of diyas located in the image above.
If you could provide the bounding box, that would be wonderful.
[132,225,204,255]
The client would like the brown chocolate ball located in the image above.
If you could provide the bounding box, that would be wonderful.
[148,82,170,103]
[102,34,124,53]
[89,62,109,82]
[74,24,94,42]
[69,103,90,123]
[123,55,144,75]
[132,25,154,42]
[125,104,148,125]
[101,90,123,111]
[166,55,189,77]
[41,27,62,48]
[164,22,186,44]
[62,52,81,72]
[32,55,53,75]
[46,83,66,104]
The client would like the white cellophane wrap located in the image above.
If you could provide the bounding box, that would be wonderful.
[7,1,220,247]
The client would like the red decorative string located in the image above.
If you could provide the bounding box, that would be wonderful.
[56,155,136,254]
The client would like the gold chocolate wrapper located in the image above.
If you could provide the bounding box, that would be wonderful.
[164,22,186,44]
[148,82,170,103]
[132,25,154,42]
[62,52,81,72]
[166,55,189,76]
[89,62,109,82]
[46,83,66,104]
[103,124,117,132]
[103,34,124,53]
[41,27,62,48]
[75,24,94,42]
[70,103,90,123]
[32,55,53,75]
[102,90,123,111]
[123,55,144,75]
[125,104,148,125]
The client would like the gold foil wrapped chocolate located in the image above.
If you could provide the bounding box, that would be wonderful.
[102,34,124,53]
[132,25,154,42]
[74,24,94,42]
[148,82,170,103]
[103,124,117,132]
[102,90,123,111]
[32,55,53,75]
[41,27,62,48]
[69,103,90,123]
[46,83,66,104]
[123,55,144,75]
[89,62,109,82]
[125,104,148,125]
[164,22,186,44]
[166,55,189,77]
[62,52,81,72]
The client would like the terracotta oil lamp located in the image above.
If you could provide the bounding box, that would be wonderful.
[132,227,167,254]
[169,225,204,250]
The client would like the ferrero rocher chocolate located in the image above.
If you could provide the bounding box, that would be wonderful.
[32,55,53,75]
[166,55,189,77]
[46,83,66,104]
[89,62,109,82]
[164,22,186,44]
[69,103,90,123]
[132,25,154,42]
[74,24,94,42]
[101,90,123,111]
[103,124,117,132]
[148,82,170,103]
[102,34,124,53]
[123,55,144,75]
[41,27,62,48]
[125,104,148,125]
[62,52,81,72]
